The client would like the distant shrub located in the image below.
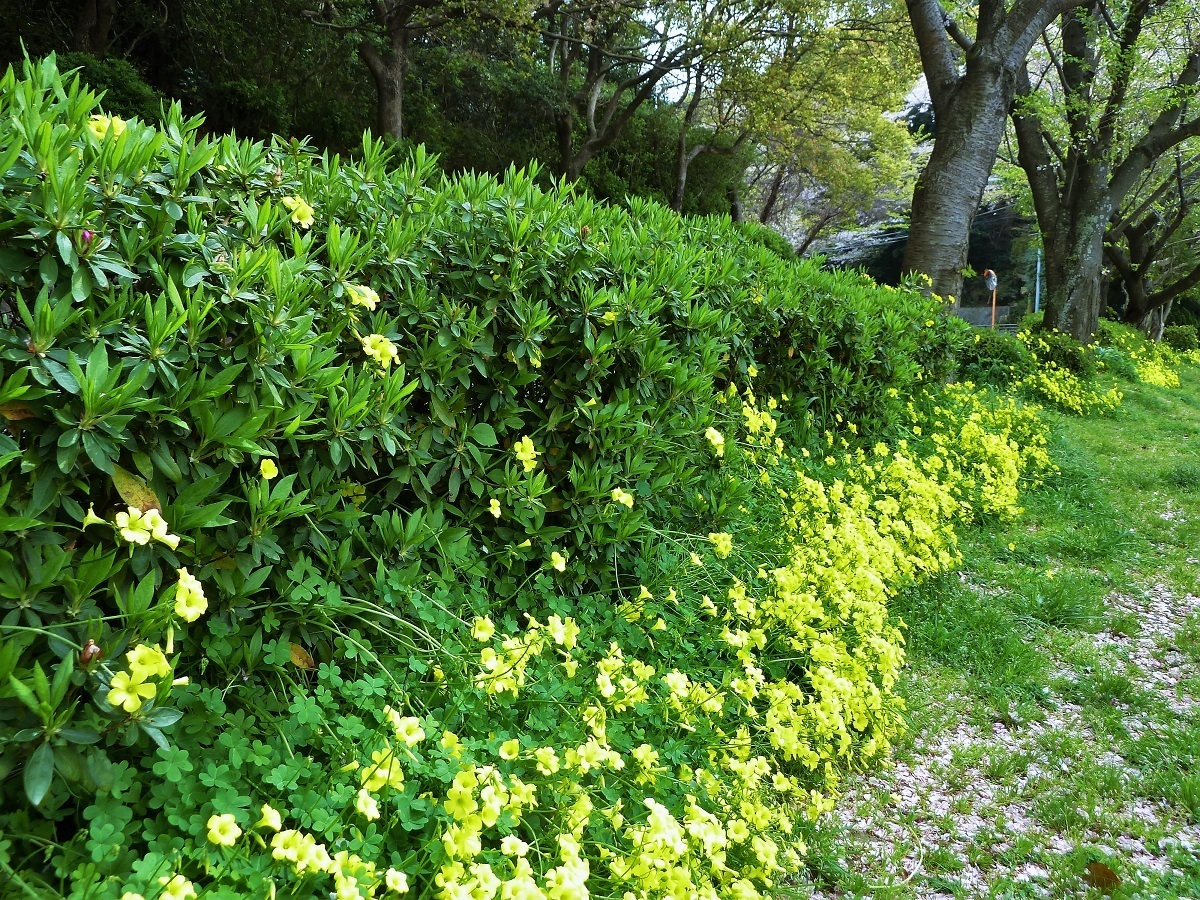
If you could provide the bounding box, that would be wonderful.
[1097,321,1181,388]
[56,51,165,122]
[1022,329,1097,377]
[738,220,795,260]
[1019,310,1044,331]
[1163,325,1199,353]
[957,328,1036,386]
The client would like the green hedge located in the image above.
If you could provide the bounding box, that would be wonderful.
[0,55,959,889]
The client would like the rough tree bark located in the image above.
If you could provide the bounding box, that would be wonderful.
[902,0,1087,303]
[360,34,409,139]
[1012,0,1200,341]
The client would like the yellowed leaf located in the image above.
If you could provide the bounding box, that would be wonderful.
[0,401,35,421]
[111,464,161,512]
[289,643,315,669]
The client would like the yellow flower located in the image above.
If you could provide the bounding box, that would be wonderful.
[488,498,501,519]
[356,788,380,820]
[385,868,410,893]
[174,568,208,623]
[119,894,146,900]
[257,803,283,831]
[499,738,520,760]
[472,617,495,642]
[651,617,667,631]
[500,835,529,857]
[126,644,171,682]
[708,532,733,558]
[637,585,653,601]
[207,813,242,846]
[550,550,567,572]
[87,114,127,141]
[925,319,935,327]
[361,333,400,369]
[82,505,106,528]
[345,283,380,311]
[281,195,315,228]
[747,364,758,378]
[610,487,634,508]
[114,507,152,545]
[514,436,539,472]
[705,427,725,457]
[395,716,425,747]
[157,875,196,900]
[141,508,180,550]
[260,458,279,480]
[690,551,704,566]
[107,671,155,713]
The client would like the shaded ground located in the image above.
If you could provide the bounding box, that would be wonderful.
[801,366,1200,899]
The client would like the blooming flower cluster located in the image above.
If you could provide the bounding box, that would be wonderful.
[107,644,171,714]
[361,333,401,369]
[114,505,179,549]
[514,436,539,472]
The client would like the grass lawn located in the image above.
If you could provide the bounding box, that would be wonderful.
[798,364,1200,899]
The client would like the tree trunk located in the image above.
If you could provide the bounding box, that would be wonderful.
[1041,169,1110,342]
[758,167,786,224]
[360,36,408,140]
[72,0,118,56]
[903,58,1016,304]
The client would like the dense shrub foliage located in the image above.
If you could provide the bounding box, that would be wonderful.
[1162,324,1198,353]
[0,58,1058,900]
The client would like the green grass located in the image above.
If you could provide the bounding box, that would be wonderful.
[800,364,1200,899]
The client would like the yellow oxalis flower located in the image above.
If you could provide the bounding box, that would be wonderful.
[514,436,538,472]
[549,550,567,572]
[361,333,400,369]
[345,282,380,310]
[472,617,495,642]
[498,738,520,760]
[114,506,152,545]
[708,531,733,558]
[157,875,196,900]
[207,813,242,846]
[260,458,279,480]
[356,788,380,821]
[385,869,410,893]
[126,644,171,682]
[82,505,106,528]
[281,195,315,228]
[257,804,283,831]
[107,671,155,713]
[705,426,725,457]
[140,508,180,550]
[87,114,127,140]
[488,498,501,518]
[175,568,208,623]
[610,487,634,508]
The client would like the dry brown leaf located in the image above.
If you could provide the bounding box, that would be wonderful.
[0,401,35,421]
[1082,860,1121,895]
[289,643,315,669]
